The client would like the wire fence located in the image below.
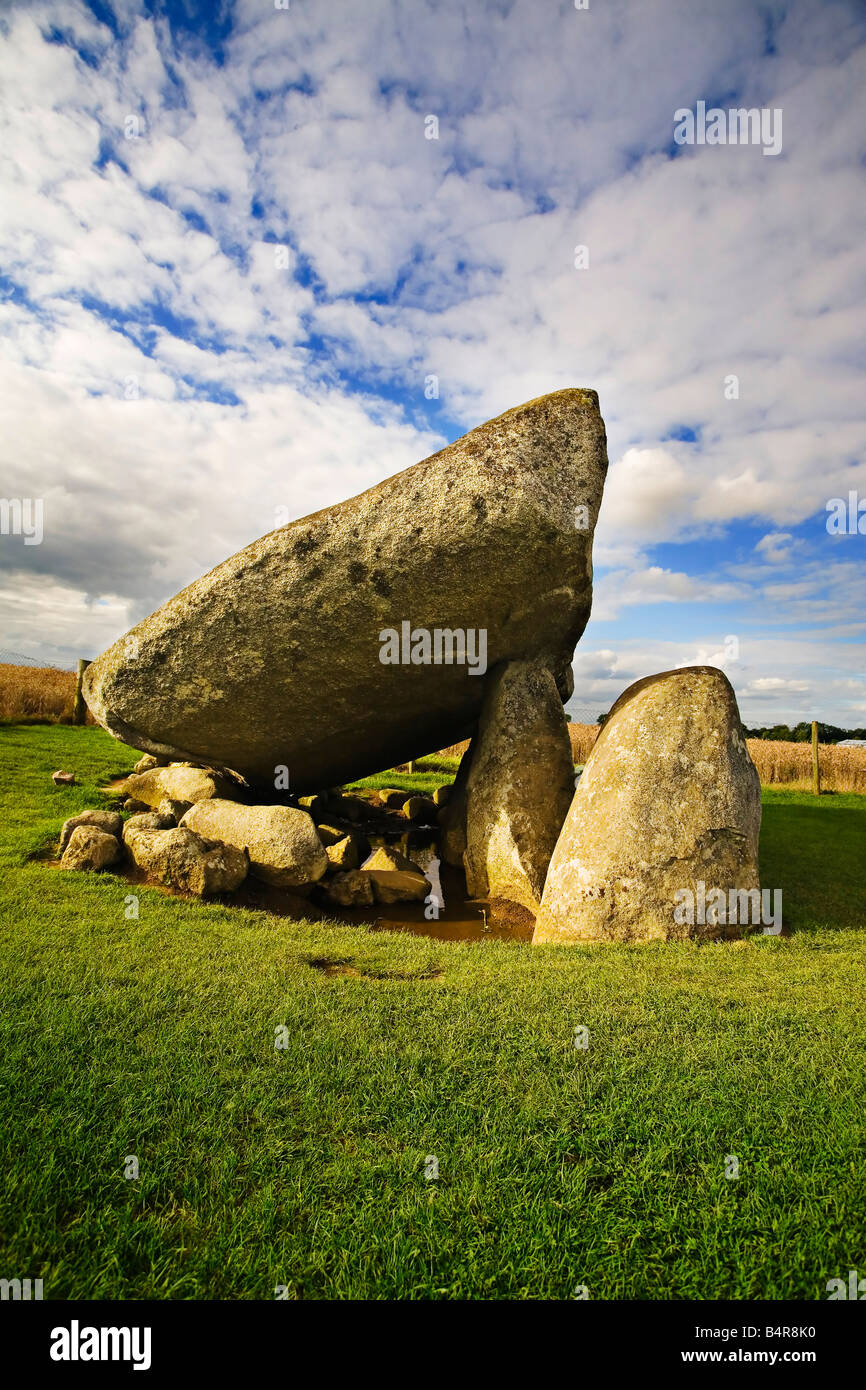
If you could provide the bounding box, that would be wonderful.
[0,649,76,671]
[565,700,605,725]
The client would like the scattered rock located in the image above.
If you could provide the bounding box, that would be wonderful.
[315,822,346,846]
[124,825,248,896]
[123,798,150,814]
[120,764,234,810]
[60,825,120,871]
[59,809,123,852]
[179,800,328,888]
[298,793,327,818]
[157,797,192,824]
[360,846,430,904]
[81,389,608,791]
[432,785,451,807]
[51,770,76,786]
[325,835,361,872]
[322,871,375,907]
[133,754,168,774]
[123,811,175,840]
[377,788,408,809]
[532,667,762,945]
[332,794,368,822]
[402,795,434,822]
[463,660,574,912]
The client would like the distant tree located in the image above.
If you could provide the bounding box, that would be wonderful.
[743,721,864,744]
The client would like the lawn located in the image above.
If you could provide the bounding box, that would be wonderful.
[0,724,864,1300]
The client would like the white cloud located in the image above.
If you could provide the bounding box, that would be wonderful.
[1,0,865,728]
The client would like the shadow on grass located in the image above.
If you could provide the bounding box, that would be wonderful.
[760,797,866,932]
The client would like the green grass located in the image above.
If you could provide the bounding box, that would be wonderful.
[346,753,460,798]
[1,725,864,1300]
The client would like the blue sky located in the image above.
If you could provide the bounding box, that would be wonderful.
[1,0,864,724]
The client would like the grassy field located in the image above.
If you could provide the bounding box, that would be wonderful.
[0,724,864,1300]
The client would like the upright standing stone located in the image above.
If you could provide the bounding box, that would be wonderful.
[532,667,762,944]
[463,660,575,911]
[439,739,475,867]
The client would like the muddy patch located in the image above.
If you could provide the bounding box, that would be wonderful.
[305,956,444,981]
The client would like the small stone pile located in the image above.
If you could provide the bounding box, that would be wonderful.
[58,752,443,907]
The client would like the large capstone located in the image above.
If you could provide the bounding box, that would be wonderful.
[532,667,762,945]
[83,389,607,791]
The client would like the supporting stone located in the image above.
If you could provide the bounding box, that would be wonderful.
[532,666,762,945]
[462,660,575,912]
[439,737,475,867]
[72,658,90,725]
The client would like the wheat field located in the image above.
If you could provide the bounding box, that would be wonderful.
[565,724,866,793]
[0,663,95,724]
[439,724,866,793]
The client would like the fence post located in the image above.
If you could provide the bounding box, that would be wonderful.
[811,720,820,795]
[73,659,91,725]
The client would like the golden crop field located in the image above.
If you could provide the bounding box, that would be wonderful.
[567,724,866,793]
[0,663,94,724]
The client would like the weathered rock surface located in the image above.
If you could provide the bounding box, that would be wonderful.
[179,800,327,888]
[325,835,360,872]
[120,764,233,810]
[61,825,120,871]
[314,822,346,847]
[402,795,434,822]
[463,660,575,911]
[123,811,175,840]
[439,740,475,867]
[83,389,608,791]
[532,667,762,945]
[133,754,168,774]
[333,794,367,823]
[124,825,248,896]
[322,870,376,907]
[60,809,123,852]
[360,846,430,904]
